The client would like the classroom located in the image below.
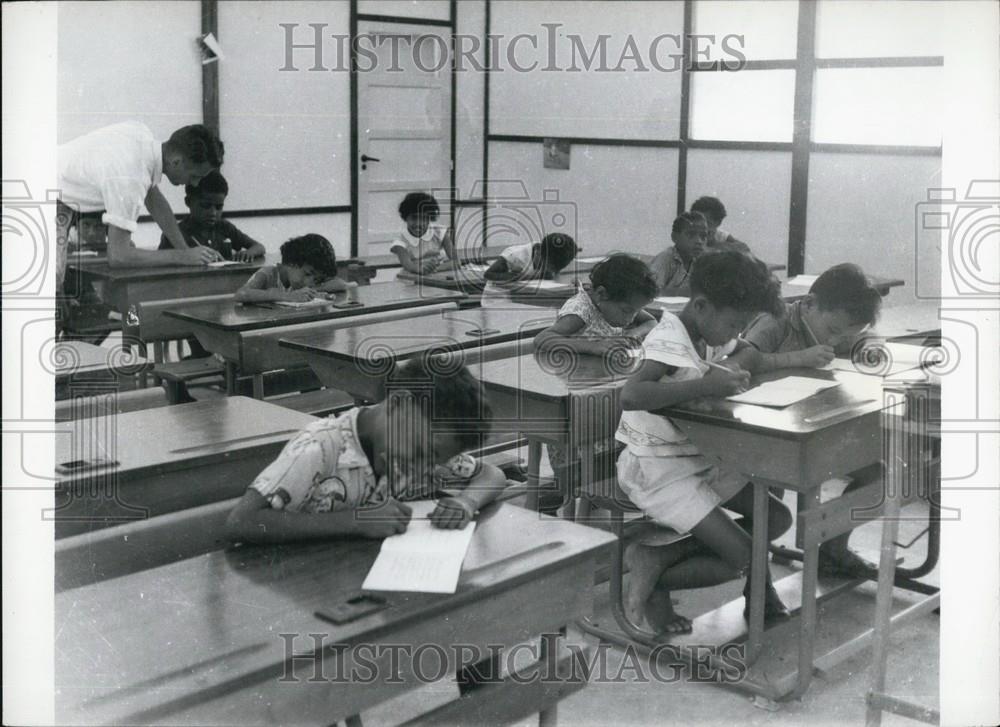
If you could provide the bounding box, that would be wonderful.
[2,1,999,726]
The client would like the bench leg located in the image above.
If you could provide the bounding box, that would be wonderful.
[524,440,542,511]
[224,362,238,395]
[252,374,265,400]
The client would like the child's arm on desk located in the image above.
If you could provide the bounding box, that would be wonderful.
[623,311,657,340]
[621,359,749,410]
[430,462,507,529]
[483,257,516,281]
[225,490,413,543]
[534,315,626,356]
[317,276,357,294]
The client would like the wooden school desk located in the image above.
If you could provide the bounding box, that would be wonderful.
[164,282,466,396]
[53,397,316,538]
[782,275,905,302]
[398,268,580,305]
[655,368,933,703]
[870,302,942,343]
[281,304,557,402]
[473,350,637,511]
[55,502,615,727]
[361,244,509,270]
[53,341,149,393]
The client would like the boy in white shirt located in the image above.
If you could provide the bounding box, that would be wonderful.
[616,251,791,635]
[390,192,455,274]
[57,121,225,284]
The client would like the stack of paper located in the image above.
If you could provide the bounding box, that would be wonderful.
[727,376,841,407]
[362,500,476,594]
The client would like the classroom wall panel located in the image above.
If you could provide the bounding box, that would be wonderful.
[692,0,799,61]
[486,141,678,257]
[489,1,684,140]
[805,153,941,306]
[357,0,451,22]
[815,0,948,58]
[455,0,487,200]
[688,69,796,142]
[685,149,792,268]
[57,0,203,213]
[218,1,351,212]
[135,212,352,259]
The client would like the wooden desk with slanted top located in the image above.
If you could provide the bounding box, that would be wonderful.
[281,304,557,402]
[53,397,316,538]
[164,282,466,396]
[54,341,149,396]
[55,502,615,727]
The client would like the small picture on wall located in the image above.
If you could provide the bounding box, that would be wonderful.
[543,138,571,170]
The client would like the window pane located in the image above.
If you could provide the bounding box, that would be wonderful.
[693,0,799,61]
[812,67,943,146]
[689,70,795,142]
[816,0,947,58]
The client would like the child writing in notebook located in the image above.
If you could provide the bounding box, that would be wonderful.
[158,170,265,262]
[391,192,456,274]
[225,359,507,543]
[690,196,751,254]
[730,263,883,576]
[617,250,792,635]
[481,232,578,307]
[234,233,353,304]
[647,211,709,297]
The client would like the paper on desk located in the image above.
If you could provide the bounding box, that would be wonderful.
[786,274,819,286]
[830,342,943,376]
[207,260,243,267]
[727,376,841,407]
[530,280,571,291]
[577,256,607,264]
[362,500,476,594]
[463,263,490,272]
[654,296,690,306]
[272,298,333,308]
[72,249,99,257]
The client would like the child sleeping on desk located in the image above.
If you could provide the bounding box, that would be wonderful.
[225,359,507,543]
[616,250,793,635]
[730,263,884,577]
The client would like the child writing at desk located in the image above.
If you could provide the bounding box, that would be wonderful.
[225,359,507,542]
[481,232,578,307]
[235,233,353,304]
[391,192,456,274]
[617,251,793,635]
[731,263,884,576]
[158,170,265,262]
[534,253,659,512]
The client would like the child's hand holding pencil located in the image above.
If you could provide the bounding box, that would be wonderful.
[702,360,751,396]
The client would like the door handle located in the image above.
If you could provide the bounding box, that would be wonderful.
[360,154,381,163]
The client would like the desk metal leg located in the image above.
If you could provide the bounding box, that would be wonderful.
[252,374,265,400]
[746,481,769,664]
[525,440,542,511]
[866,485,903,726]
[790,540,822,700]
[224,362,238,396]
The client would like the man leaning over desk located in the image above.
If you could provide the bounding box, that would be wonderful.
[56,121,226,285]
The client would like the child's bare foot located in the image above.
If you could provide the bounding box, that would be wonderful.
[818,544,876,577]
[647,589,693,636]
[624,543,669,631]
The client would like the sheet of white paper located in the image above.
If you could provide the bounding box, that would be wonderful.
[831,342,943,376]
[786,274,819,286]
[577,256,607,264]
[72,249,99,257]
[362,500,476,594]
[654,296,690,306]
[272,298,332,308]
[463,263,489,272]
[207,260,243,267]
[727,376,841,407]
[531,280,571,290]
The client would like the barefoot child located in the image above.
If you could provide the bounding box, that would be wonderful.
[616,251,793,635]
[226,359,507,543]
[235,233,353,304]
[731,263,884,576]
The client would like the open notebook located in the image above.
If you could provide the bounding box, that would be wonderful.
[362,500,476,594]
[727,376,841,407]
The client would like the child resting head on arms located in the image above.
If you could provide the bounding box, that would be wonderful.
[616,250,792,635]
[484,231,578,282]
[226,358,507,543]
[534,253,658,357]
[391,192,455,275]
[234,233,353,304]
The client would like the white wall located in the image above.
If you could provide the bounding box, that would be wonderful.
[357,0,450,21]
[219,1,351,211]
[57,0,203,213]
[455,0,487,200]
[805,153,942,306]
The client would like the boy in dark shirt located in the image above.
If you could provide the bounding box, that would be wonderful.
[158,170,265,262]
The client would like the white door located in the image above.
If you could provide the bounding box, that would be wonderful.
[356,22,452,258]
